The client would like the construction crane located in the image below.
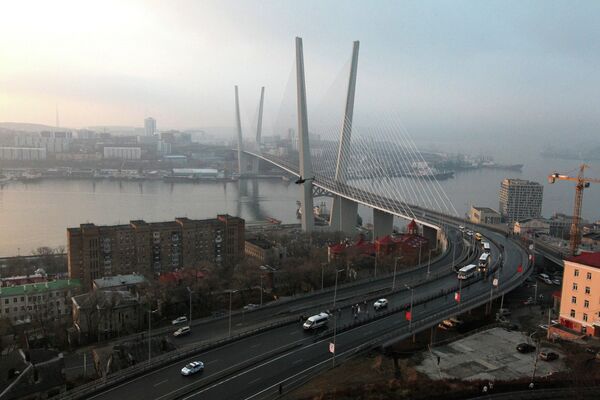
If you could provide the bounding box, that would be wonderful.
[548,164,600,256]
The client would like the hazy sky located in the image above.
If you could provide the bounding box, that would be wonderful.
[1,0,599,142]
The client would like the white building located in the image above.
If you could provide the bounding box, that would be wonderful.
[0,147,47,160]
[144,117,156,136]
[14,132,71,153]
[103,146,142,160]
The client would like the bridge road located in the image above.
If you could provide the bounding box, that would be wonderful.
[183,228,527,400]
[88,230,515,400]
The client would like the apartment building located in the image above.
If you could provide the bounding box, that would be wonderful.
[557,252,600,337]
[499,178,544,224]
[0,279,81,325]
[68,215,245,289]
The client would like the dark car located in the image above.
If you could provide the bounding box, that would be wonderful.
[517,343,536,353]
[539,351,559,361]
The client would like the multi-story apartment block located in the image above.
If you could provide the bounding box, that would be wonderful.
[0,279,81,325]
[68,215,245,289]
[556,252,600,337]
[499,178,543,224]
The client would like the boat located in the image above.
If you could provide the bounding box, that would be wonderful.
[18,172,42,182]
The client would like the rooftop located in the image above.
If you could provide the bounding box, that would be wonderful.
[0,279,81,297]
[567,252,600,268]
[472,206,500,214]
[93,274,147,289]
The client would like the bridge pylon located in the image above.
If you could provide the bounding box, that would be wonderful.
[330,40,360,235]
[295,37,314,233]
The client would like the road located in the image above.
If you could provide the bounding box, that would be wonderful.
[63,227,469,377]
[86,227,527,400]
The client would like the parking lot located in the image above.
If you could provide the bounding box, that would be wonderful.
[415,327,566,381]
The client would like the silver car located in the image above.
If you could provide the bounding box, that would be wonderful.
[181,361,204,376]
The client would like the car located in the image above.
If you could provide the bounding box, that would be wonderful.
[539,324,549,330]
[517,343,536,353]
[538,273,550,281]
[172,316,188,325]
[243,303,259,311]
[539,351,559,361]
[543,277,553,285]
[552,278,561,285]
[181,361,204,376]
[373,298,388,310]
[458,225,465,232]
[173,326,191,337]
[466,230,474,237]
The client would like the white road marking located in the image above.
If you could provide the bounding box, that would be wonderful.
[154,379,168,387]
[248,377,261,385]
[292,359,303,365]
[250,343,261,349]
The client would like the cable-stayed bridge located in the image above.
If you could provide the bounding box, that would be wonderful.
[235,37,458,242]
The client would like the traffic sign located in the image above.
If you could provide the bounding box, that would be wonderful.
[329,342,335,354]
[493,278,499,287]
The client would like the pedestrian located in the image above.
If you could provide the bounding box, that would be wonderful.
[357,306,361,314]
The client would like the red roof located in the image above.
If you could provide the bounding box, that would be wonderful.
[567,252,600,268]
[407,219,417,230]
[375,235,395,245]
[329,243,346,254]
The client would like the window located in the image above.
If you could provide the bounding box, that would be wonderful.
[584,300,589,308]
[13,298,17,303]
[570,309,576,318]
[585,286,590,294]
[572,296,577,304]
[575,269,580,277]
[4,299,7,305]
[4,308,8,314]
[583,313,588,322]
[587,272,592,280]
[20,297,24,301]
[573,283,578,290]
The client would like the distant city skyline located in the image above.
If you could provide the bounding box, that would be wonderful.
[1,1,599,145]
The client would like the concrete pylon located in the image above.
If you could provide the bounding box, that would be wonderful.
[295,37,314,233]
[234,85,244,176]
[373,209,394,240]
[251,86,265,175]
[330,40,360,234]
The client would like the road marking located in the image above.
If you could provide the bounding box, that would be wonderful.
[289,330,300,335]
[154,379,168,387]
[250,343,261,349]
[248,377,261,385]
[292,359,303,365]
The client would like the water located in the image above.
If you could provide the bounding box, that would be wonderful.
[0,152,598,257]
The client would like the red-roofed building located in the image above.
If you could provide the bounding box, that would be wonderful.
[159,269,205,285]
[553,252,600,338]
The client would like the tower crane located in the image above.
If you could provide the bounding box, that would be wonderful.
[548,164,600,256]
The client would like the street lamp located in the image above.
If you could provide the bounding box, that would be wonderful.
[259,274,263,306]
[427,249,432,278]
[392,257,402,291]
[405,284,414,331]
[321,263,326,291]
[332,269,345,309]
[228,289,238,337]
[186,287,193,325]
[147,308,158,361]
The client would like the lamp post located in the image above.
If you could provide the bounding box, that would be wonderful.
[332,269,344,309]
[259,274,263,306]
[186,287,193,325]
[321,263,325,291]
[331,268,344,368]
[405,284,414,331]
[228,290,238,337]
[427,249,432,278]
[392,257,402,291]
[148,308,158,361]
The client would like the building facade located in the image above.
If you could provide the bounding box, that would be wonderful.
[68,215,245,288]
[513,218,550,236]
[103,146,142,160]
[0,279,81,325]
[14,131,71,153]
[469,206,502,225]
[144,117,156,136]
[499,178,543,224]
[557,252,600,337]
[0,147,47,160]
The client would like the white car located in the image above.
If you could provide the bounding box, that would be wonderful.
[373,298,388,310]
[172,316,188,325]
[173,326,191,337]
[243,303,259,311]
[181,361,204,376]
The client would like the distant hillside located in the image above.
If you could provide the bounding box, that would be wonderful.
[0,122,61,133]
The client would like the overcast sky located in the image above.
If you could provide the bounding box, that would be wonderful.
[1,0,599,142]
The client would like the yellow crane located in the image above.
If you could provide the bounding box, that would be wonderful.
[548,164,600,256]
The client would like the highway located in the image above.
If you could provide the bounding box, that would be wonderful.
[83,226,527,400]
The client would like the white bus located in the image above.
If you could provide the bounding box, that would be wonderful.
[457,264,478,280]
[478,253,491,271]
[482,241,491,253]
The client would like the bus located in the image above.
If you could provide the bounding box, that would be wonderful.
[474,232,482,241]
[482,241,491,253]
[478,253,491,271]
[457,264,478,280]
